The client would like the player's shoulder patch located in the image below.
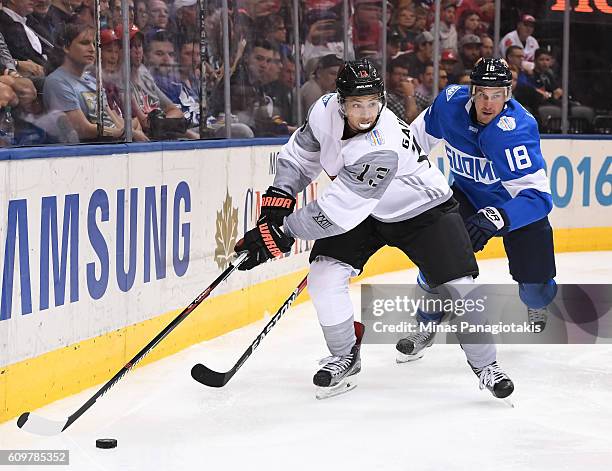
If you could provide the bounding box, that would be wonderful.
[366,129,385,146]
[497,116,516,132]
[321,93,334,107]
[445,85,461,102]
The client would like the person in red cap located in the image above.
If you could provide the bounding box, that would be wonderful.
[440,49,459,83]
[499,13,540,72]
[100,29,120,79]
[100,28,124,116]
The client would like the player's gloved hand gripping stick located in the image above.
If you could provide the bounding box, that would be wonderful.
[235,215,295,271]
[234,186,296,271]
[16,253,249,436]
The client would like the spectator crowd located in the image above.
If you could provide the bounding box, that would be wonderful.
[0,0,602,146]
[0,0,202,145]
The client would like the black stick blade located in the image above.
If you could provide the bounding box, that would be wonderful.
[17,412,29,428]
[191,363,229,387]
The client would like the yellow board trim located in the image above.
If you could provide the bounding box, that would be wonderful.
[2,226,611,423]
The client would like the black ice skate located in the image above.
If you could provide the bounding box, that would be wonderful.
[314,322,363,400]
[471,361,514,400]
[527,306,548,331]
[395,328,436,363]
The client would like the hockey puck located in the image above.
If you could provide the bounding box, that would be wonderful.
[96,438,117,449]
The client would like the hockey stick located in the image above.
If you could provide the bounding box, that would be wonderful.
[17,252,249,436]
[191,275,308,387]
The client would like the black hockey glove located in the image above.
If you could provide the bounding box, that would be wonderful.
[465,207,509,252]
[260,186,296,226]
[234,216,295,271]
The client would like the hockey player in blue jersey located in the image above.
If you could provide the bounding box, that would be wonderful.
[397,58,556,362]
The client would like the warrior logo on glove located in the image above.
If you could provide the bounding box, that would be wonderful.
[260,187,296,226]
[258,221,283,257]
[261,195,294,210]
[234,215,295,271]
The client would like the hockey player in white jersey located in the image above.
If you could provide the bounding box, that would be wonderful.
[403,58,556,339]
[235,59,513,400]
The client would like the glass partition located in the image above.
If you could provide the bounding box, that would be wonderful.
[298,0,348,124]
[0,0,610,148]
[5,0,120,146]
[560,3,611,134]
[227,0,294,136]
[202,0,231,138]
[500,0,611,134]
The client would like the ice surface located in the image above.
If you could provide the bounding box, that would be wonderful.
[1,252,611,470]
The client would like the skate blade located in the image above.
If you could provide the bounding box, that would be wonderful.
[315,377,358,400]
[395,350,425,364]
[502,397,515,408]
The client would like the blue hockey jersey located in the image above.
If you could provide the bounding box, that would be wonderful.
[410,85,552,231]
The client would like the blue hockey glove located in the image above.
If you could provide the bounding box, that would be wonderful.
[465,207,509,252]
[234,216,295,271]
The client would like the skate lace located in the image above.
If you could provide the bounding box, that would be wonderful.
[409,331,432,345]
[477,363,508,390]
[318,354,354,376]
[527,307,547,324]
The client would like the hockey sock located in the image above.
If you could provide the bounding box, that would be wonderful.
[519,280,557,309]
[321,317,356,357]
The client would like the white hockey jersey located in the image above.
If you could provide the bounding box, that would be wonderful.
[498,30,540,69]
[275,93,452,241]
